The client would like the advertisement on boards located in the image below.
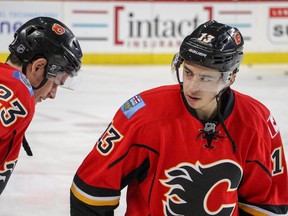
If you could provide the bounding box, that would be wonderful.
[63,1,288,54]
[268,7,288,43]
[0,1,61,53]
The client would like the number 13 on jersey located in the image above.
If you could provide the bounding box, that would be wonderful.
[96,123,123,156]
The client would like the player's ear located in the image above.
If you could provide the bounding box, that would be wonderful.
[230,73,236,85]
[32,58,47,73]
[26,58,47,85]
[229,69,238,85]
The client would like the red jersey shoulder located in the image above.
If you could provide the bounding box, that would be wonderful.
[233,90,270,119]
[0,63,34,98]
[0,63,35,130]
[232,90,278,137]
[119,85,181,121]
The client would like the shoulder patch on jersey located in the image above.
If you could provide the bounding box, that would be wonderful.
[12,70,34,96]
[267,114,279,138]
[121,95,146,119]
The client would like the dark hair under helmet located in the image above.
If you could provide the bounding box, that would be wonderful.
[9,16,82,77]
[176,20,244,72]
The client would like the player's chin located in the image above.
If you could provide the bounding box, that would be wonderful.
[36,97,44,103]
[185,95,201,108]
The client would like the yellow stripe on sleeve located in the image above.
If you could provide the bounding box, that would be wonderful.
[238,203,269,216]
[71,183,120,206]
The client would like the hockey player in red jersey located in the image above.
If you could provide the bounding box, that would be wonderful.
[0,17,82,195]
[70,20,287,215]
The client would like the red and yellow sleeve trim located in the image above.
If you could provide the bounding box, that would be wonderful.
[238,203,271,216]
[71,182,120,206]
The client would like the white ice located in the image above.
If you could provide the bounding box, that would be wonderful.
[0,64,287,215]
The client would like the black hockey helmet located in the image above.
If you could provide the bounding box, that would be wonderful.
[172,20,244,73]
[9,16,82,78]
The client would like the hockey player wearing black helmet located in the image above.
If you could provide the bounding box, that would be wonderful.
[71,20,287,216]
[8,16,83,100]
[171,20,244,152]
[0,17,82,195]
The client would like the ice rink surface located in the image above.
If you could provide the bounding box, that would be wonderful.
[0,64,288,215]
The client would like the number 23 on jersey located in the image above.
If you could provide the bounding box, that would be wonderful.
[0,84,27,127]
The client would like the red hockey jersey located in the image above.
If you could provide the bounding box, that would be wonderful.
[0,62,35,194]
[71,84,288,215]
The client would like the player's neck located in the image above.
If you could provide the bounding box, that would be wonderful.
[195,101,217,121]
[6,60,22,72]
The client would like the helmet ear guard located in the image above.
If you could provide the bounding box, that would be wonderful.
[171,53,184,84]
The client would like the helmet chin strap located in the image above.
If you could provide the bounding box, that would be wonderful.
[176,67,183,86]
[215,86,237,153]
[32,77,48,90]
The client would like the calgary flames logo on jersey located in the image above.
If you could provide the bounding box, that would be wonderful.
[160,160,243,216]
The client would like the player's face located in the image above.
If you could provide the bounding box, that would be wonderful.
[33,80,58,103]
[34,72,70,103]
[28,59,70,103]
[182,62,228,118]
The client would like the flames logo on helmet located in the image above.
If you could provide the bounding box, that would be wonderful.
[234,32,242,45]
[52,23,66,35]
